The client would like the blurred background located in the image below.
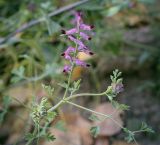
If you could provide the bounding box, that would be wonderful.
[0,0,160,145]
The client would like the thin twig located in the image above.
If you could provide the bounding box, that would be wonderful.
[0,0,90,44]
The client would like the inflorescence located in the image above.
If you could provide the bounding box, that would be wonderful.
[61,11,94,73]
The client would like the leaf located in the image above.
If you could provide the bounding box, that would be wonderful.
[25,133,35,141]
[42,84,54,97]
[45,133,56,141]
[71,79,81,94]
[57,82,68,89]
[125,133,134,143]
[90,126,100,138]
[73,79,81,90]
[102,5,121,17]
[11,66,25,83]
[112,101,130,111]
[58,82,74,92]
[0,96,11,123]
[45,17,61,35]
[123,128,134,143]
[12,66,25,76]
[89,114,101,121]
[3,96,11,109]
[47,111,57,122]
[140,122,154,133]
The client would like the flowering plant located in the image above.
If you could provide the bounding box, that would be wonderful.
[27,11,154,145]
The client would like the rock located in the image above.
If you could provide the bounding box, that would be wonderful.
[93,103,123,136]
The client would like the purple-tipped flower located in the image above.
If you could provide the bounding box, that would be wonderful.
[62,28,77,35]
[78,46,94,55]
[61,46,76,61]
[80,32,91,40]
[68,35,87,49]
[65,46,76,53]
[80,24,94,31]
[63,65,71,73]
[74,59,90,67]
[61,11,94,73]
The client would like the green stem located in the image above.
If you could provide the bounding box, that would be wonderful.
[66,92,105,100]
[62,63,74,99]
[63,38,78,99]
[48,100,64,112]
[66,101,124,129]
[47,91,105,112]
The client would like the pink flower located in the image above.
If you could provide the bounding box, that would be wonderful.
[80,32,91,40]
[80,24,94,31]
[61,47,76,61]
[65,46,76,53]
[61,11,95,72]
[75,11,83,28]
[68,35,87,49]
[74,58,90,67]
[61,28,77,35]
[78,46,94,55]
[63,65,71,73]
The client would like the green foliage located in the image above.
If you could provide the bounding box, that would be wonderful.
[42,84,54,97]
[11,66,25,83]
[112,100,130,111]
[105,69,123,101]
[123,122,154,143]
[104,5,121,17]
[110,69,122,84]
[45,133,56,141]
[71,79,81,94]
[58,82,68,89]
[90,126,100,138]
[31,97,56,124]
[124,128,135,143]
[47,111,56,122]
[0,96,11,124]
[58,79,81,94]
[25,133,35,141]
[44,13,61,35]
[140,122,154,133]
[89,114,101,121]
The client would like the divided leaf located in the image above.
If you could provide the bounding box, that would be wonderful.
[140,122,154,133]
[90,126,100,138]
[42,84,54,97]
[112,100,130,111]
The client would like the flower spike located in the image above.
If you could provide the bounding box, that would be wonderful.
[61,11,95,73]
